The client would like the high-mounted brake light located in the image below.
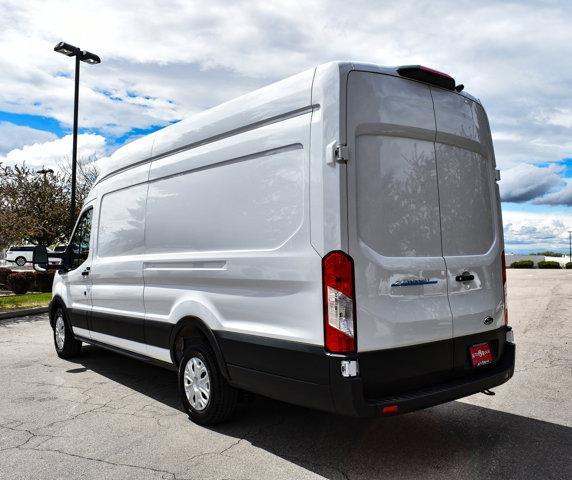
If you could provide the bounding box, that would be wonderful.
[397,65,456,91]
[501,251,508,325]
[323,251,356,353]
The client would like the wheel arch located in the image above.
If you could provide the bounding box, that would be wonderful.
[169,316,230,381]
[49,295,67,328]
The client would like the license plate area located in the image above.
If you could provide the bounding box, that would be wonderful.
[469,342,493,367]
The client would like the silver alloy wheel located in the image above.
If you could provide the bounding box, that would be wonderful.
[55,315,65,350]
[15,257,26,266]
[183,356,211,411]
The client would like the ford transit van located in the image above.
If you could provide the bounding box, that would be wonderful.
[37,62,515,425]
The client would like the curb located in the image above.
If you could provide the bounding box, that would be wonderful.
[0,307,49,321]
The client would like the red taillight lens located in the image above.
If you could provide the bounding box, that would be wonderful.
[382,405,399,415]
[502,251,508,325]
[323,251,356,353]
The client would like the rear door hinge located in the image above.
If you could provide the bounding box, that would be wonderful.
[334,144,349,163]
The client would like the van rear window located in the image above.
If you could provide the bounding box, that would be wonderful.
[436,145,494,256]
[356,136,442,257]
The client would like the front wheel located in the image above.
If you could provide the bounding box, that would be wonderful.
[53,307,82,358]
[178,339,237,425]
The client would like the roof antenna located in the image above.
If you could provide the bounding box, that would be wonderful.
[455,84,465,92]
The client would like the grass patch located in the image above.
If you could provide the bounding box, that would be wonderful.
[0,293,51,311]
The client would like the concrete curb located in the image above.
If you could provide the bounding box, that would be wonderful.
[0,307,49,321]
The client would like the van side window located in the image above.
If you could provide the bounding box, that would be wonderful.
[69,208,93,269]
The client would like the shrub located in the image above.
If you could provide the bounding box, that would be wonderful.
[7,272,34,295]
[0,267,12,286]
[510,260,534,269]
[34,271,55,292]
[538,261,561,269]
[21,271,37,290]
[566,262,572,269]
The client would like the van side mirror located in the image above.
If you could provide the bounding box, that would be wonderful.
[33,245,49,270]
[33,245,67,271]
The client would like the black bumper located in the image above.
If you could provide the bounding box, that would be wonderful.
[330,341,515,417]
[216,328,516,418]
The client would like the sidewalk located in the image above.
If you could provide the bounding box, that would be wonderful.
[0,306,49,320]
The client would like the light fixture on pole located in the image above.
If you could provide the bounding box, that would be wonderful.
[37,168,54,176]
[54,41,101,233]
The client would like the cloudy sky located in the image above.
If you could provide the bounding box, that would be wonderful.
[0,0,570,252]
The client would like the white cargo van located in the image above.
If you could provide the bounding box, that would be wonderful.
[35,62,515,425]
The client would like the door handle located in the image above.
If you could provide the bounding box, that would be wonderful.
[81,267,91,276]
[455,272,474,282]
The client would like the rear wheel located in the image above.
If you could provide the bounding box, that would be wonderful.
[53,307,82,358]
[15,256,26,266]
[178,339,237,425]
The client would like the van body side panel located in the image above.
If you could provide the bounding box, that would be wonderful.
[89,164,150,353]
[347,71,454,355]
[142,112,324,356]
[431,88,505,338]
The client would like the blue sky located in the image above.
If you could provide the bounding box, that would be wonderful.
[0,0,570,253]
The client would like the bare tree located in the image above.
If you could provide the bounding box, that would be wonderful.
[58,154,100,200]
[0,158,100,249]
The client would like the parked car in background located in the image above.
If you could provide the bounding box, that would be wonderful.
[6,246,35,266]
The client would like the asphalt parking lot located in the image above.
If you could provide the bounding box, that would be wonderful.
[0,269,570,480]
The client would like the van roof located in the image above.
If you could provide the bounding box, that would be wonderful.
[94,61,479,187]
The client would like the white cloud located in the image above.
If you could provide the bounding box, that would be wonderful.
[503,210,572,253]
[0,133,107,170]
[0,0,569,165]
[534,179,572,206]
[0,121,56,155]
[540,108,572,129]
[499,163,568,204]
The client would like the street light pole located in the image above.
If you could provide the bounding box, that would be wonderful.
[71,53,80,233]
[569,230,571,263]
[53,42,101,234]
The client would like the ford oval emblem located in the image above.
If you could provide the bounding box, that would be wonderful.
[483,316,494,325]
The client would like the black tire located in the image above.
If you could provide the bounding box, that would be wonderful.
[15,256,26,267]
[53,306,82,359]
[178,339,237,425]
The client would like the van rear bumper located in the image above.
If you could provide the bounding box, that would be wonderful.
[216,328,515,418]
[331,341,515,417]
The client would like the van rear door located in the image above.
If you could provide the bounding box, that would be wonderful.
[346,71,454,395]
[431,88,505,341]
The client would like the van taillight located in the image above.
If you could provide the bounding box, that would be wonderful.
[502,251,508,325]
[323,251,356,353]
[397,65,456,91]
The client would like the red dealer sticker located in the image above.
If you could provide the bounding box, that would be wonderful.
[469,343,493,367]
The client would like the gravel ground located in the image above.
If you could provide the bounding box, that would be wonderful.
[0,269,570,479]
